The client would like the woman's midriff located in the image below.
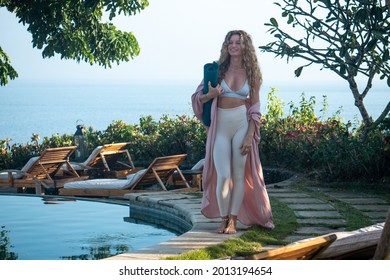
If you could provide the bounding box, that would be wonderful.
[217,97,246,109]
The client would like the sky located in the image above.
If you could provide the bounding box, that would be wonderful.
[0,0,345,86]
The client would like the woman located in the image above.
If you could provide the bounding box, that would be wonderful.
[192,30,274,234]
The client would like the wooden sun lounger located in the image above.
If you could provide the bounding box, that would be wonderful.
[59,154,195,197]
[87,142,135,172]
[128,154,191,191]
[232,234,337,260]
[0,146,88,194]
[73,142,137,178]
[171,158,204,190]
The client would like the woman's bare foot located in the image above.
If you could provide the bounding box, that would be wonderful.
[216,216,229,234]
[224,215,237,234]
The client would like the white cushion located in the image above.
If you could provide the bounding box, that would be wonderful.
[65,162,85,171]
[63,146,103,171]
[191,159,205,171]
[21,156,39,172]
[126,169,146,185]
[0,171,23,180]
[0,156,39,179]
[61,163,79,171]
[63,169,147,190]
[63,178,132,189]
[83,146,103,166]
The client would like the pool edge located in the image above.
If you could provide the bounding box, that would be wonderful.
[105,175,299,260]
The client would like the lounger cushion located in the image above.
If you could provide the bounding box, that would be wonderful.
[63,178,132,189]
[82,146,103,165]
[0,172,22,180]
[66,163,84,171]
[63,169,146,189]
[191,159,205,171]
[65,146,103,170]
[126,169,146,182]
[0,156,39,179]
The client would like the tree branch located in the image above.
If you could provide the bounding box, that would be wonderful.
[261,0,389,136]
[373,101,390,127]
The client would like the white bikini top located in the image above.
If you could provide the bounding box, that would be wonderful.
[220,79,249,100]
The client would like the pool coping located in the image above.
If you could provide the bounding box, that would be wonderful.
[105,176,297,260]
[104,191,244,260]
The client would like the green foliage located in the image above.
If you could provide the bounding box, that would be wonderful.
[153,115,206,164]
[259,88,390,181]
[0,133,74,169]
[264,0,390,81]
[85,116,206,167]
[41,133,74,149]
[0,47,18,86]
[130,115,206,167]
[0,0,149,85]
[0,226,18,260]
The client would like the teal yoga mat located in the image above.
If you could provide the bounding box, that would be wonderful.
[202,62,219,126]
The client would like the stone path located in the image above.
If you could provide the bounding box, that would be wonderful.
[267,180,389,242]
[106,176,389,259]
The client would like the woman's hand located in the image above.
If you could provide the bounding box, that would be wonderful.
[207,81,224,98]
[200,81,224,104]
[240,135,252,155]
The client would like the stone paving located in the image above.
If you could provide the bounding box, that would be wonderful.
[269,182,389,242]
[106,176,389,260]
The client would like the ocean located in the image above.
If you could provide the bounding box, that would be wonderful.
[0,79,388,144]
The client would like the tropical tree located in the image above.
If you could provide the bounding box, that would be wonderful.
[260,0,389,138]
[0,0,149,86]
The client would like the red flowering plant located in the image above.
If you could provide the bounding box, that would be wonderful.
[0,139,12,169]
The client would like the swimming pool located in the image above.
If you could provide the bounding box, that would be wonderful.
[0,194,177,260]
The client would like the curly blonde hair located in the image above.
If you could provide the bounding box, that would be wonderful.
[217,30,262,98]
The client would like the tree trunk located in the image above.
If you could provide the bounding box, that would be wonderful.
[347,76,373,132]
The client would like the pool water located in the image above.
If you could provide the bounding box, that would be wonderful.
[0,195,177,260]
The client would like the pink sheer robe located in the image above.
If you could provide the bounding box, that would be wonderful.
[191,81,274,228]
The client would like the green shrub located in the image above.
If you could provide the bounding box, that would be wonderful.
[259,88,389,180]
[0,226,18,260]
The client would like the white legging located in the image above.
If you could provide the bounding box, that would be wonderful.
[213,105,248,217]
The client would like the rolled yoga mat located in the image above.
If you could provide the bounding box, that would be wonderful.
[202,62,219,126]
